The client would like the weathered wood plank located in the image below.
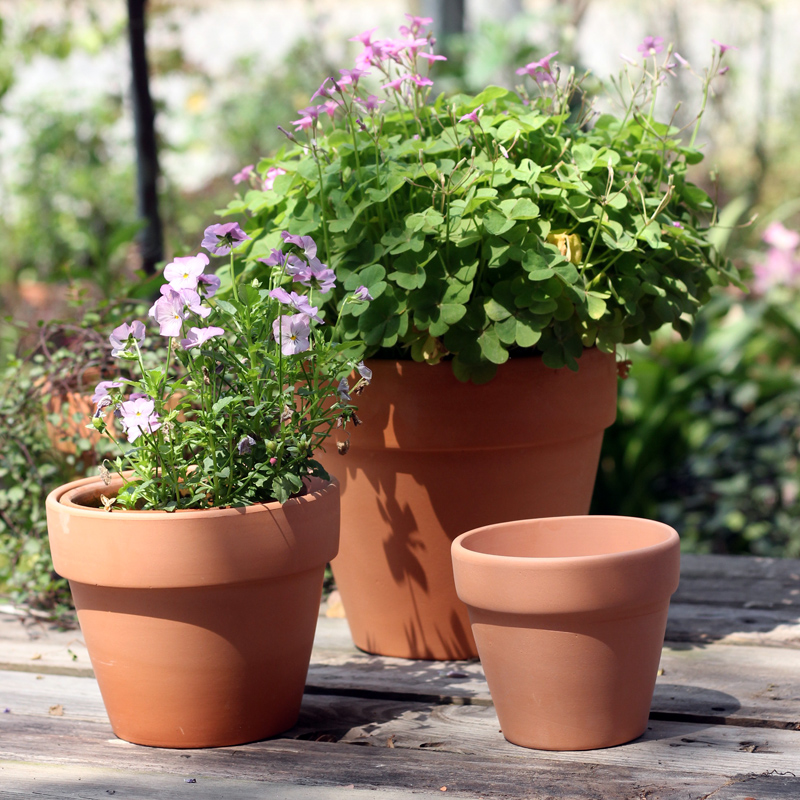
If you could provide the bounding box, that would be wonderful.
[666,602,800,648]
[1,713,796,800]
[0,761,467,800]
[2,676,799,776]
[5,632,800,730]
[677,553,800,610]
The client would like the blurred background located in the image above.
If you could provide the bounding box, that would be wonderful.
[1,0,799,615]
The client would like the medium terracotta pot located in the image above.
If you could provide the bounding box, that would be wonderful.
[46,474,339,748]
[317,348,618,660]
[451,515,680,750]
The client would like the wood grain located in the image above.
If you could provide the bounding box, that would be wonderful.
[2,712,797,800]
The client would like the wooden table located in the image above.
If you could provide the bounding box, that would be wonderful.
[1,553,799,799]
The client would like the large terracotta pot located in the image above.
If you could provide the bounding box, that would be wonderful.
[451,515,680,750]
[46,474,339,748]
[317,348,618,660]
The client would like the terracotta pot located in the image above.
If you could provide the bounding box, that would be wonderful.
[317,348,618,660]
[451,515,680,750]
[46,474,339,748]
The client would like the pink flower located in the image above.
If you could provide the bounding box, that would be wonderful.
[292,115,315,131]
[763,221,800,251]
[408,73,434,87]
[418,52,447,63]
[164,253,209,290]
[311,78,333,101]
[179,326,225,350]
[383,74,410,92]
[353,285,373,301]
[459,104,483,124]
[711,39,737,56]
[403,14,433,34]
[349,29,376,47]
[232,164,254,184]
[637,36,664,56]
[515,51,559,84]
[619,53,638,66]
[263,167,286,191]
[272,314,311,355]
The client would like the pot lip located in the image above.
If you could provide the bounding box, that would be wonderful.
[451,515,679,568]
[46,472,338,520]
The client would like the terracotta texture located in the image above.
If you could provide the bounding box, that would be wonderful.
[46,474,339,748]
[451,515,680,750]
[317,349,618,660]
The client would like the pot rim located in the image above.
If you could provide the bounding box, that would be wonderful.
[452,515,679,569]
[46,472,338,521]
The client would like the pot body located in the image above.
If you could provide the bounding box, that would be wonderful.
[46,475,339,748]
[451,515,680,750]
[317,349,618,660]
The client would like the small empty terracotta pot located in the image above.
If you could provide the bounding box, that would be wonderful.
[451,516,680,751]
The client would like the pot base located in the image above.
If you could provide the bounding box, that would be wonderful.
[72,569,324,748]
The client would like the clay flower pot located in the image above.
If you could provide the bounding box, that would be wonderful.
[46,474,339,748]
[451,515,680,751]
[317,348,617,661]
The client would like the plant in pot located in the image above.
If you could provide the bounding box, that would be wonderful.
[45,225,371,748]
[220,19,739,660]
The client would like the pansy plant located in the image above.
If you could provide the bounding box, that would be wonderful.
[225,17,740,383]
[90,225,370,510]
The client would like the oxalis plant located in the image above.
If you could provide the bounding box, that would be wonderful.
[224,18,741,383]
[90,224,372,510]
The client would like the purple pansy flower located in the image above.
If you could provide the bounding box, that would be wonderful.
[290,258,337,294]
[637,36,664,56]
[109,321,146,358]
[164,253,209,290]
[281,231,317,259]
[180,287,211,319]
[272,314,311,356]
[357,362,372,383]
[237,435,256,455]
[197,272,221,298]
[149,287,187,338]
[269,287,324,323]
[180,326,225,350]
[258,248,286,268]
[232,164,254,184]
[91,380,124,406]
[119,397,161,443]
[201,222,251,257]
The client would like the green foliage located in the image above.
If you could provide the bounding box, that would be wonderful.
[594,292,800,557]
[225,42,735,383]
[97,237,368,511]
